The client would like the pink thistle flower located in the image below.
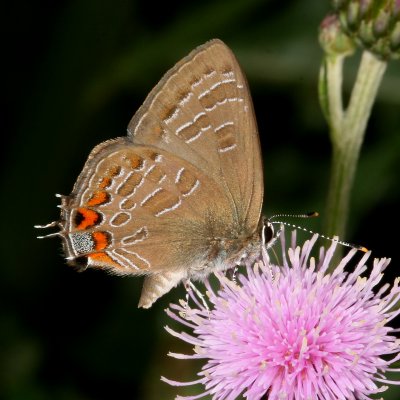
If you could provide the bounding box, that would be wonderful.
[162,232,400,400]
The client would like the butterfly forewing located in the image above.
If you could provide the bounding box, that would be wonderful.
[55,39,264,308]
[127,40,263,234]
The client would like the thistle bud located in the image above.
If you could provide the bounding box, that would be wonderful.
[319,14,356,57]
[332,0,400,60]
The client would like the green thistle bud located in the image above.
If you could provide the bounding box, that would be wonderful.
[320,14,356,57]
[332,0,400,60]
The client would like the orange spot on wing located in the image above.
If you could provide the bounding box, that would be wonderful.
[75,208,101,230]
[98,177,111,189]
[128,154,144,170]
[87,191,109,206]
[108,165,121,176]
[88,252,123,269]
[92,231,110,251]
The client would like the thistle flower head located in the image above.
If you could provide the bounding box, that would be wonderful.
[332,0,400,60]
[163,232,400,400]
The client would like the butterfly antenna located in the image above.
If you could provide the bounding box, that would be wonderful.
[269,211,368,253]
[269,211,319,220]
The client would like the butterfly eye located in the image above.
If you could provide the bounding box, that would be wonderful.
[262,220,275,245]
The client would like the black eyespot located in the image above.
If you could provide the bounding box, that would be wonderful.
[74,210,85,227]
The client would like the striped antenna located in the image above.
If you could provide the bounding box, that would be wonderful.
[268,212,368,253]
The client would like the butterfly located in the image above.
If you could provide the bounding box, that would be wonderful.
[37,39,272,308]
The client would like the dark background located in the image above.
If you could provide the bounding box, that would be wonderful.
[2,0,399,399]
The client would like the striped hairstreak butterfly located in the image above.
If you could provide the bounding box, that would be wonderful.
[36,39,272,308]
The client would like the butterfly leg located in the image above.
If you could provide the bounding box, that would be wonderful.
[225,266,239,284]
[182,279,210,318]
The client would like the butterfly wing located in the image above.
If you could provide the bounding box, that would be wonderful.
[61,139,236,306]
[59,40,264,308]
[127,39,263,236]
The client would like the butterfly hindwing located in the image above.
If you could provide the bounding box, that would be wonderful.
[61,138,235,277]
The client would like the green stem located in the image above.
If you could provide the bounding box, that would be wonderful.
[326,55,344,136]
[324,51,387,259]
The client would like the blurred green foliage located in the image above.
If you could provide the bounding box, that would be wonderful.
[2,0,399,399]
